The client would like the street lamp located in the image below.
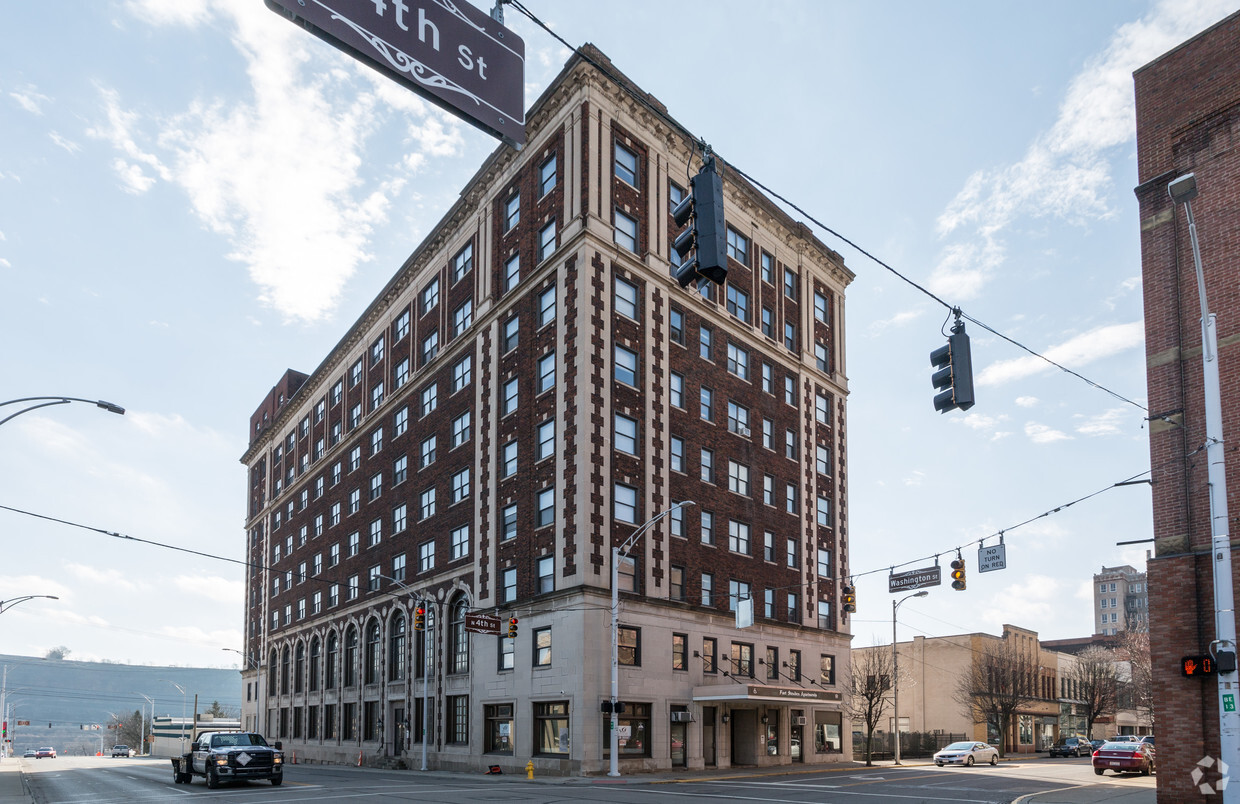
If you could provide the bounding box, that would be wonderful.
[0,595,59,615]
[892,590,928,765]
[135,693,154,756]
[222,648,261,734]
[1169,173,1240,798]
[379,573,433,771]
[0,397,125,428]
[609,500,696,778]
[162,680,188,753]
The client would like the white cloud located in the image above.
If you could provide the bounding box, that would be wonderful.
[49,131,81,154]
[1025,421,1072,444]
[932,0,1236,297]
[961,412,1008,431]
[175,574,244,604]
[1075,407,1129,437]
[981,574,1061,630]
[10,88,50,115]
[977,321,1143,386]
[903,470,925,487]
[1015,396,1038,408]
[66,563,143,592]
[868,308,923,335]
[0,258,10,269]
[124,0,215,26]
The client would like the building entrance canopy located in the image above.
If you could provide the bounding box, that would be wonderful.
[692,684,842,704]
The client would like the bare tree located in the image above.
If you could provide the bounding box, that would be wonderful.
[44,646,70,661]
[844,646,894,766]
[1072,646,1121,737]
[1117,626,1153,729]
[954,638,1042,756]
[118,709,144,749]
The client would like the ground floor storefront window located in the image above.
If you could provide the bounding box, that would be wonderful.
[814,710,842,753]
[485,704,513,754]
[601,702,650,757]
[535,701,570,755]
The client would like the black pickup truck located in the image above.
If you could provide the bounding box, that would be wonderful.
[171,731,284,788]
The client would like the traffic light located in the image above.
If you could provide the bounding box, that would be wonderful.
[841,584,856,614]
[414,605,426,631]
[1182,655,1216,677]
[950,558,967,591]
[930,319,975,413]
[671,155,728,288]
[507,617,519,639]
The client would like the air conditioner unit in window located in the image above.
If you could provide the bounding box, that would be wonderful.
[794,716,808,726]
[670,711,696,723]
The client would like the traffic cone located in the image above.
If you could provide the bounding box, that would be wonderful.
[291,751,297,764]
[357,750,362,767]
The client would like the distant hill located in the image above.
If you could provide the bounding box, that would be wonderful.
[1,653,240,755]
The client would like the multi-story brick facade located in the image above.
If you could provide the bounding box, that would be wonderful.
[237,46,853,775]
[1135,10,1240,800]
[1092,564,1149,636]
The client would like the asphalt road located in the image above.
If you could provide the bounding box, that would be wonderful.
[17,754,1156,804]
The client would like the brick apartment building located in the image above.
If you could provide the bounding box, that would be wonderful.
[1135,10,1240,800]
[238,45,854,775]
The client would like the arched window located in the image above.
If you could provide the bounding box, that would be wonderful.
[309,637,321,692]
[326,632,338,688]
[294,642,305,694]
[281,645,291,694]
[449,596,469,674]
[268,649,278,695]
[364,619,382,684]
[389,613,407,681]
[344,626,358,687]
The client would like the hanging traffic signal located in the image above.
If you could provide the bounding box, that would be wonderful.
[507,617,519,639]
[950,558,967,591]
[414,605,426,631]
[930,319,975,413]
[671,155,728,288]
[841,584,856,614]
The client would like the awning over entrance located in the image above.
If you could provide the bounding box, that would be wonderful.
[692,683,842,704]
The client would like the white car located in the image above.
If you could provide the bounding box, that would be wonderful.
[934,741,999,766]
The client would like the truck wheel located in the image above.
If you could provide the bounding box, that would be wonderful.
[206,767,219,789]
[172,766,182,784]
[271,775,283,787]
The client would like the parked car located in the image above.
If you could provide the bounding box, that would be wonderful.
[1049,736,1093,757]
[1112,734,1155,747]
[23,749,37,758]
[111,744,132,758]
[1093,740,1155,776]
[934,741,999,766]
[1090,739,1106,751]
[34,747,56,759]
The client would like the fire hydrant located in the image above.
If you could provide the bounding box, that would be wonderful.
[526,760,534,779]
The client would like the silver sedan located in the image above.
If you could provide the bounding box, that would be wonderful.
[934,741,999,766]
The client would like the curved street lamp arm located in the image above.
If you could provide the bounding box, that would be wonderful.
[618,500,697,558]
[0,397,125,428]
[0,594,60,615]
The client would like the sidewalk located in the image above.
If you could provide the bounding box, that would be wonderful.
[0,761,32,804]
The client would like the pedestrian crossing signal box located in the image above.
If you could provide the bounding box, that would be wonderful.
[1181,655,1215,677]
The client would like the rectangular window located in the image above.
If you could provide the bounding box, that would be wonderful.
[538,284,556,327]
[761,307,774,338]
[452,411,471,446]
[452,242,473,283]
[371,381,385,411]
[501,567,517,603]
[700,387,713,421]
[348,531,360,556]
[728,520,750,554]
[727,461,750,496]
[820,653,835,684]
[701,510,713,545]
[700,447,714,483]
[814,291,829,323]
[502,378,519,416]
[371,428,383,456]
[395,308,410,340]
[614,483,638,523]
[672,633,687,671]
[349,488,361,513]
[670,436,684,472]
[451,525,469,560]
[394,406,408,437]
[726,227,749,265]
[614,211,638,253]
[817,548,832,577]
[393,503,407,534]
[452,300,473,336]
[368,518,382,546]
[537,418,555,461]
[534,628,552,667]
[788,595,801,625]
[614,277,639,319]
[763,476,775,506]
[787,535,798,568]
[614,142,638,185]
[501,441,518,478]
[421,277,440,312]
[614,345,638,386]
[420,487,436,520]
[451,468,471,503]
[670,307,684,344]
[504,253,520,291]
[670,566,685,600]
[538,221,556,261]
[537,555,554,594]
[614,413,638,455]
[540,154,557,196]
[421,330,439,364]
[726,286,749,323]
[537,487,555,528]
[504,193,520,231]
[448,695,469,744]
[502,315,519,352]
[699,326,713,361]
[729,579,751,612]
[784,321,798,352]
[419,540,435,572]
[670,372,684,408]
[419,435,436,469]
[702,637,717,673]
[727,401,750,435]
[784,267,798,299]
[731,641,754,678]
[501,504,517,541]
[816,342,830,372]
[420,383,438,417]
[701,572,713,606]
[538,351,556,394]
[618,626,640,666]
[761,252,774,284]
[350,359,363,387]
[786,429,797,460]
[669,504,684,537]
[452,355,472,392]
[533,701,569,756]
[817,495,832,527]
[816,393,830,424]
[726,343,749,380]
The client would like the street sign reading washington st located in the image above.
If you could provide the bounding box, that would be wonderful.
[265,0,527,149]
[888,565,942,592]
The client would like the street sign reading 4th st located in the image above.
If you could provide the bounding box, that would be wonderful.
[266,0,527,149]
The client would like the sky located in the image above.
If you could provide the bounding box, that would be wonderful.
[2,0,1234,673]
